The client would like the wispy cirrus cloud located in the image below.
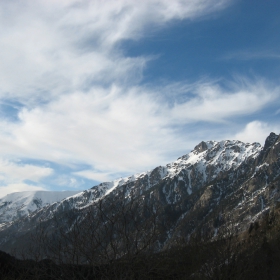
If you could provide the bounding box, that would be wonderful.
[0,0,232,102]
[0,79,278,183]
[169,80,278,123]
[221,50,280,61]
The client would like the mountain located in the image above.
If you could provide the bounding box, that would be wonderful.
[0,191,80,224]
[0,132,279,260]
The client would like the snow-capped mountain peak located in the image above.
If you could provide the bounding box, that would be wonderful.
[0,190,80,223]
[53,138,262,213]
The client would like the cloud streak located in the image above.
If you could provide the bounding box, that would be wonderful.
[169,81,277,123]
[222,50,280,61]
[0,80,277,180]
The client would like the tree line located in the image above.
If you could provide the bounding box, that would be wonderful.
[1,193,280,279]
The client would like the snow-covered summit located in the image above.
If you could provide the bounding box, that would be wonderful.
[0,190,80,224]
[169,139,261,175]
[65,139,262,207]
[111,139,261,185]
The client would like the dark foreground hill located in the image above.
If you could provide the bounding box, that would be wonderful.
[1,208,280,279]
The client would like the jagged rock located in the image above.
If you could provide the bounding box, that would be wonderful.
[193,141,208,153]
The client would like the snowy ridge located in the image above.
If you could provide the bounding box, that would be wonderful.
[104,140,260,195]
[166,140,261,180]
[49,139,262,212]
[48,173,152,211]
[0,191,80,224]
[0,139,263,223]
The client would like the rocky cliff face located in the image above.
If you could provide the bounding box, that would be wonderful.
[0,133,279,255]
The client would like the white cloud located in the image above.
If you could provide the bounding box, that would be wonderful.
[52,175,82,189]
[74,170,118,183]
[234,121,280,145]
[0,184,46,199]
[0,160,53,197]
[0,0,231,102]
[0,159,53,182]
[169,81,278,123]
[0,80,277,182]
[0,86,182,173]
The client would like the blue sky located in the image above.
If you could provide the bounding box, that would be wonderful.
[0,0,279,197]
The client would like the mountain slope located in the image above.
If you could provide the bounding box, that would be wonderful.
[27,138,261,217]
[0,133,279,257]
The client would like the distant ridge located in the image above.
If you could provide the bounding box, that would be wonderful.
[0,190,80,224]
